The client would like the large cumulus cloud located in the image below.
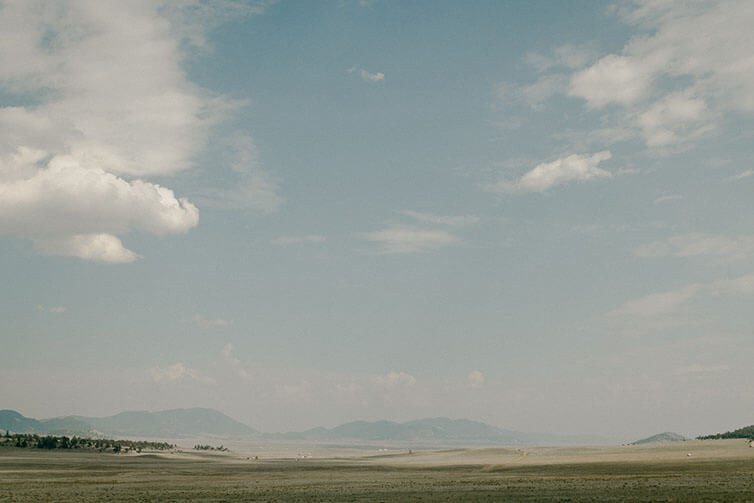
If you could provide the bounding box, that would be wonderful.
[0,1,253,262]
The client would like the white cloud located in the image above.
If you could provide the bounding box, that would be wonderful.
[270,235,326,245]
[569,54,660,108]
[467,370,485,389]
[150,362,214,385]
[160,1,277,52]
[631,2,754,109]
[0,2,209,178]
[360,69,384,82]
[501,2,754,156]
[401,210,479,226]
[0,155,198,262]
[566,2,754,147]
[636,89,711,147]
[487,151,612,193]
[0,1,263,262]
[372,371,416,389]
[635,233,754,262]
[0,156,198,236]
[347,66,384,82]
[361,226,458,253]
[36,234,142,264]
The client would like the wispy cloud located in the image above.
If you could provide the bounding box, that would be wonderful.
[635,233,754,262]
[527,44,597,72]
[725,169,754,181]
[710,273,754,296]
[608,273,754,318]
[401,210,479,226]
[654,194,683,204]
[270,234,326,246]
[608,284,703,318]
[193,132,284,213]
[500,45,597,110]
[276,380,312,403]
[162,1,279,51]
[671,363,729,377]
[486,151,612,193]
[361,225,458,253]
[150,363,215,385]
[36,305,66,314]
[371,371,416,389]
[466,370,485,389]
[635,89,712,147]
[220,343,251,380]
[220,343,240,366]
[191,315,232,330]
[497,76,568,110]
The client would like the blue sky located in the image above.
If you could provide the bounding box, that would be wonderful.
[1,0,753,439]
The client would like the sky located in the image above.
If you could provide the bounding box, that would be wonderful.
[1,0,753,440]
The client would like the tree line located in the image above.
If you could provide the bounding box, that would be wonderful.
[193,444,228,451]
[697,424,754,440]
[0,430,174,452]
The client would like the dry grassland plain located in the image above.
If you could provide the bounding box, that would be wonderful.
[2,439,754,502]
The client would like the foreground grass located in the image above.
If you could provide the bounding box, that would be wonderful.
[2,445,754,502]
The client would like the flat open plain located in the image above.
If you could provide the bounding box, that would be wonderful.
[2,439,754,502]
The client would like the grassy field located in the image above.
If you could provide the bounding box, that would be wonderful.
[2,440,754,502]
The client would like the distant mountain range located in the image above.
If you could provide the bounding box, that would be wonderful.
[0,408,255,438]
[0,409,607,445]
[266,417,608,446]
[631,432,687,445]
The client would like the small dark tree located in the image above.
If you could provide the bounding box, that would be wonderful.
[38,436,57,449]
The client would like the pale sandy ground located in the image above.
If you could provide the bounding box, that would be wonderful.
[149,438,754,467]
[364,439,754,467]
